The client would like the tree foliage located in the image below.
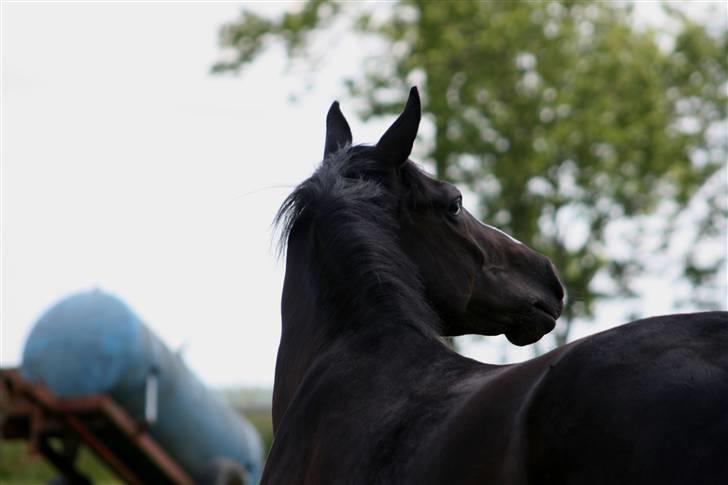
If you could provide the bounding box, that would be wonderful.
[213,1,727,347]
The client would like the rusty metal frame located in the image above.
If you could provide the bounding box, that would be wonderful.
[1,368,194,485]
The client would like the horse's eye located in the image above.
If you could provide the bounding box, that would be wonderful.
[447,197,462,217]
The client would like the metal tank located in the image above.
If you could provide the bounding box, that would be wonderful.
[21,289,263,484]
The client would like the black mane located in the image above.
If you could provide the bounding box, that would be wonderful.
[274,145,441,338]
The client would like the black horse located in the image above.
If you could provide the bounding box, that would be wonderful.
[264,87,728,485]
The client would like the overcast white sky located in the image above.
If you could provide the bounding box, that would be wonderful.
[2,1,726,388]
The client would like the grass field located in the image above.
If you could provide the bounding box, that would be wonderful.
[0,440,121,484]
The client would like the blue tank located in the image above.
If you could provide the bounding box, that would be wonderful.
[21,289,263,483]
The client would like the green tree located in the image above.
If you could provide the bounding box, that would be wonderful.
[213,1,727,349]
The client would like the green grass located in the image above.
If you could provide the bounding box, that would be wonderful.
[0,439,120,484]
[242,407,274,455]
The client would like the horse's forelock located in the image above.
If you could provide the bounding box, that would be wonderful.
[274,146,388,257]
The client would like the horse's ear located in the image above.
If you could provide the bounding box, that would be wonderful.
[376,86,421,166]
[324,101,353,159]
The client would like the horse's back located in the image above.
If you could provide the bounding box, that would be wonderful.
[526,311,728,485]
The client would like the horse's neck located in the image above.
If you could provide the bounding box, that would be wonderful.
[272,218,443,431]
[273,307,463,436]
[271,298,499,479]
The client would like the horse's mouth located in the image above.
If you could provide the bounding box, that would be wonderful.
[534,300,561,321]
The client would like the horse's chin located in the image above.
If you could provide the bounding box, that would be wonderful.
[505,319,555,346]
[505,307,558,346]
[505,328,546,346]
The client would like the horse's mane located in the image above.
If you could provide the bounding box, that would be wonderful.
[274,145,441,338]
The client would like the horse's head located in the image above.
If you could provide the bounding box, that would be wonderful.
[323,87,564,345]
